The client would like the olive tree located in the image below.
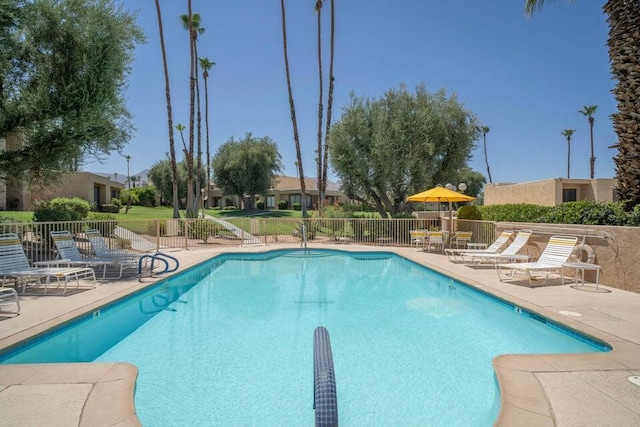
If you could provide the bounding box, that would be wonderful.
[329,84,480,217]
[0,0,144,183]
[212,133,282,210]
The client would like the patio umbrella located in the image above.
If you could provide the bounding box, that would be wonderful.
[407,187,475,230]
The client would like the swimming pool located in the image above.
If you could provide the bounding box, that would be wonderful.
[0,249,609,425]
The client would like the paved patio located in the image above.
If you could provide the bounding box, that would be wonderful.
[1,244,639,426]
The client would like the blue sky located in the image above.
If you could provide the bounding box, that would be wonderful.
[90,0,616,186]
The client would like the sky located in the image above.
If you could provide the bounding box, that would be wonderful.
[88,0,617,187]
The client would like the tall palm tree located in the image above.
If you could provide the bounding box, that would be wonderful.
[153,0,179,218]
[181,13,205,209]
[481,126,493,183]
[315,0,324,209]
[526,1,640,209]
[199,57,215,208]
[578,104,598,179]
[181,11,205,215]
[321,0,336,206]
[280,0,307,217]
[562,129,576,178]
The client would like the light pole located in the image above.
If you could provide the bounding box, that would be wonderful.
[121,154,131,189]
[445,182,467,232]
[200,188,205,218]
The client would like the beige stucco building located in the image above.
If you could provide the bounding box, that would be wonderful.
[1,171,124,211]
[29,172,124,208]
[484,178,618,206]
[209,175,349,209]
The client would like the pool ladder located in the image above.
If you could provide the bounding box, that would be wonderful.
[301,222,308,249]
[313,326,338,427]
[137,252,180,282]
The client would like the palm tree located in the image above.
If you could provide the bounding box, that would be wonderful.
[578,104,598,179]
[526,1,640,209]
[315,0,324,209]
[481,126,493,183]
[199,57,215,207]
[280,0,307,217]
[321,0,336,207]
[562,129,576,178]
[182,5,196,216]
[181,13,205,213]
[154,0,179,218]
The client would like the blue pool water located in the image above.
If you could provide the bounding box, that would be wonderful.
[0,249,608,426]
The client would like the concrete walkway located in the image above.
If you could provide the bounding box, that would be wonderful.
[203,214,264,245]
[0,244,639,426]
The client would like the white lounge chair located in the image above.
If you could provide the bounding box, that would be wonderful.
[40,230,137,279]
[84,229,140,260]
[495,235,579,285]
[0,286,20,314]
[0,233,96,295]
[465,229,533,265]
[445,230,514,262]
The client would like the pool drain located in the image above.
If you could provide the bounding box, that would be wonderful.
[629,376,640,387]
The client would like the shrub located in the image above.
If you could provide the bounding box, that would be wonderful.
[0,216,20,234]
[186,220,223,243]
[33,208,72,222]
[278,200,288,210]
[538,200,629,226]
[292,202,301,211]
[477,204,552,223]
[130,185,157,207]
[49,197,90,220]
[99,204,120,213]
[256,199,265,210]
[111,198,123,209]
[457,206,482,220]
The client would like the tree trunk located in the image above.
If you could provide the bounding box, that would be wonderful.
[605,0,640,209]
[154,0,179,218]
[316,2,324,209]
[186,2,196,216]
[280,0,307,218]
[203,71,210,208]
[322,0,335,206]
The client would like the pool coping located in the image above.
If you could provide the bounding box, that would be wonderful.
[1,244,639,426]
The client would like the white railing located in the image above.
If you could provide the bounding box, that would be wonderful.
[0,218,497,263]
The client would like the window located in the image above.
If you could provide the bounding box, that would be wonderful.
[266,196,275,208]
[562,188,577,202]
[290,195,301,205]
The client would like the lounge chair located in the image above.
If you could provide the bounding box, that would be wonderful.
[40,230,137,279]
[85,229,140,259]
[0,233,96,295]
[449,231,473,249]
[465,229,533,265]
[495,235,579,285]
[0,287,20,314]
[445,230,514,262]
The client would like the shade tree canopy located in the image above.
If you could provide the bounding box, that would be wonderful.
[0,0,144,183]
[329,84,480,217]
[148,156,205,209]
[211,133,282,210]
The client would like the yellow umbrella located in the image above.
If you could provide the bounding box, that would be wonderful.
[407,187,475,231]
[407,186,475,203]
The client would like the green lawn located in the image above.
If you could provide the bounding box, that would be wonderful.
[0,206,304,222]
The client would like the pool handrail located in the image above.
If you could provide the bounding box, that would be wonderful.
[137,252,180,281]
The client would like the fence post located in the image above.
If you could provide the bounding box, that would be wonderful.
[156,219,160,252]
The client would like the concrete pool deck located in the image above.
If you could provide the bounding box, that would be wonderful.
[0,244,639,426]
